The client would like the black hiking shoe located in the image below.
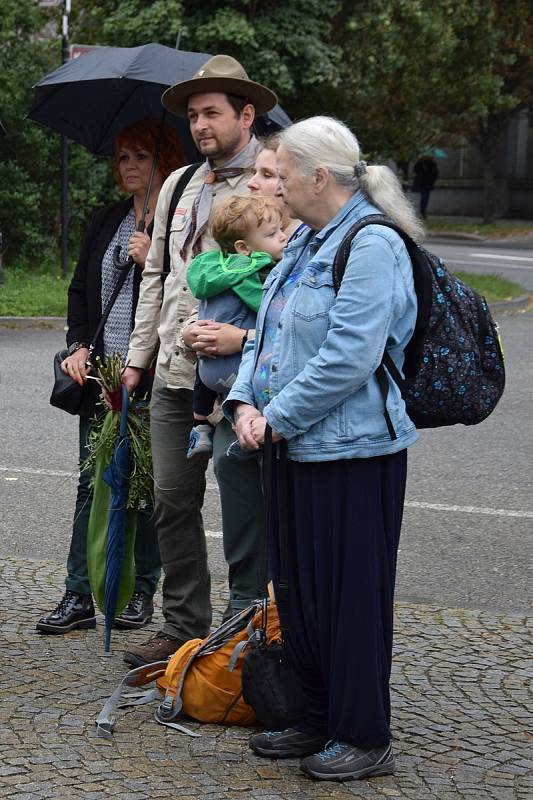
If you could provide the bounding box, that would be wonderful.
[114,592,154,629]
[36,590,96,634]
[249,728,328,759]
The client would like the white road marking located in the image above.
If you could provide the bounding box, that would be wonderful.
[469,253,532,263]
[2,465,531,521]
[0,465,75,478]
[405,500,533,519]
[445,257,533,272]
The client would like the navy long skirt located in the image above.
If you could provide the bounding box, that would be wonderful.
[269,450,407,748]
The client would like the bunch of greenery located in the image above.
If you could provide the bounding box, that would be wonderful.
[84,354,153,510]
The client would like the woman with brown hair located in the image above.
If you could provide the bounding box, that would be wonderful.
[36,118,185,636]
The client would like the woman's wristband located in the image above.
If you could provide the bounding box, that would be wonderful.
[241,329,249,351]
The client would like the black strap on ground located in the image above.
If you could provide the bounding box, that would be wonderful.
[261,424,291,638]
[261,423,274,635]
[162,162,203,284]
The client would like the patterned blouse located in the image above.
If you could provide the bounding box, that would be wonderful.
[101,209,136,363]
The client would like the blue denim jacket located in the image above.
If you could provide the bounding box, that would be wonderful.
[224,191,419,461]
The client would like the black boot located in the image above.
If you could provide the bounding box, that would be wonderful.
[36,590,96,634]
[114,592,154,629]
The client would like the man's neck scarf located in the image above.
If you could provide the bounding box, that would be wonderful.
[180,136,263,260]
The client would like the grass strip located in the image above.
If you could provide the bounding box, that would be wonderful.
[0,264,526,316]
[453,272,525,303]
[427,217,533,238]
[0,266,71,316]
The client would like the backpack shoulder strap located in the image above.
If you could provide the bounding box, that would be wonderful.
[162,162,203,282]
[332,213,421,442]
[332,214,418,293]
[95,660,169,739]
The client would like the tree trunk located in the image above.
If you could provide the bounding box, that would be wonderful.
[480,116,503,224]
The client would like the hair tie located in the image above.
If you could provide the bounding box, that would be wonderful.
[354,160,367,178]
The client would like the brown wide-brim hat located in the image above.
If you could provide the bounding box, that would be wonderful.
[161,54,278,117]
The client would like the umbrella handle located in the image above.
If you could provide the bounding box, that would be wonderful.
[112,246,134,271]
[120,385,129,436]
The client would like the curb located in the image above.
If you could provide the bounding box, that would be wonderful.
[1,294,532,330]
[489,294,531,314]
[0,316,66,329]
[426,231,486,242]
[426,232,533,248]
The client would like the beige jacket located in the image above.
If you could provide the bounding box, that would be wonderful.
[127,162,252,389]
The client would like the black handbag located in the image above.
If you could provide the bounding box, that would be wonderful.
[241,425,306,730]
[50,347,88,414]
[50,263,133,415]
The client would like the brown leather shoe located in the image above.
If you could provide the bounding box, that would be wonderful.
[123,630,186,667]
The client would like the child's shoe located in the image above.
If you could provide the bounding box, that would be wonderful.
[187,424,214,458]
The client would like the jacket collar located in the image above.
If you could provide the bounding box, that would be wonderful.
[314,190,371,243]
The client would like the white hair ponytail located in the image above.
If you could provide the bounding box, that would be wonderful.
[279,116,425,243]
[359,165,425,243]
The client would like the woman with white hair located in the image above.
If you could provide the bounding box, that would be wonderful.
[224,116,423,782]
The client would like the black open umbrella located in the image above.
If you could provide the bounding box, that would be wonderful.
[28,43,290,158]
[28,44,210,159]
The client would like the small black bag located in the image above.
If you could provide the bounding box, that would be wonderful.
[240,426,306,730]
[50,262,134,415]
[241,640,306,731]
[50,348,87,415]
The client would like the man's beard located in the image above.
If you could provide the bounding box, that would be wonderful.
[196,128,245,163]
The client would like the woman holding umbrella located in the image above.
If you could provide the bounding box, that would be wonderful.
[36,118,186,635]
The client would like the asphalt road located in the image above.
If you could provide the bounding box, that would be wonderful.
[428,237,533,291]
[1,309,532,615]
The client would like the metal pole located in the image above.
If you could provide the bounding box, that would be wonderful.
[0,232,4,287]
[60,0,71,278]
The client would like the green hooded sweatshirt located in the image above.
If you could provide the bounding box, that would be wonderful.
[187,250,274,314]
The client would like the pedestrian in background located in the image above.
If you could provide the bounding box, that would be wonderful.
[412,155,439,219]
[226,115,424,782]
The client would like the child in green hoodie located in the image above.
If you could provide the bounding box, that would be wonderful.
[186,194,288,458]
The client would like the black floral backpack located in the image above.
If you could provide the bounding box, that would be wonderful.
[332,214,505,438]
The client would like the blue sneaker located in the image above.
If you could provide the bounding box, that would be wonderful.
[300,739,394,782]
[187,424,214,459]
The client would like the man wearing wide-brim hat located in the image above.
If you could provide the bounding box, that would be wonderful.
[121,55,277,668]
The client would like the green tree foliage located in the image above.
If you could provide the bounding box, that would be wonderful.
[77,0,342,100]
[448,0,533,221]
[325,0,532,219]
[0,0,112,266]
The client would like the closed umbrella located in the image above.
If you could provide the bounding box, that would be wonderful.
[87,385,136,652]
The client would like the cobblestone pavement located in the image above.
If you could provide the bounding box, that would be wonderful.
[1,557,531,800]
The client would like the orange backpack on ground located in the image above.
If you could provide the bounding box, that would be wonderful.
[96,600,281,738]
